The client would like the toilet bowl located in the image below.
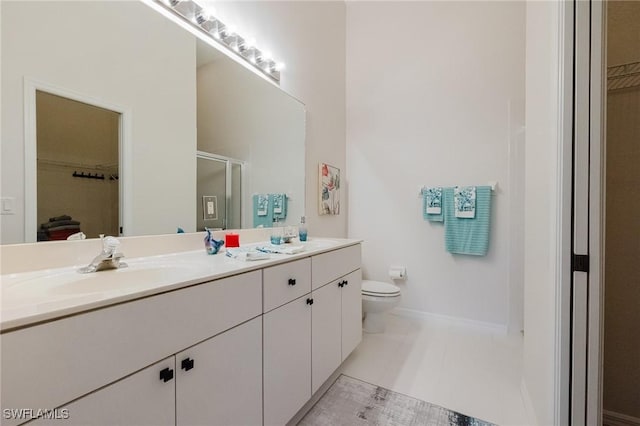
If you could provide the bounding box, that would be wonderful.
[361,280,401,333]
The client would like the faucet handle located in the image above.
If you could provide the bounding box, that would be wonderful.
[103,236,120,255]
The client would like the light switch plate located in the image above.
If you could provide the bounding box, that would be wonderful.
[1,197,16,215]
[202,195,218,220]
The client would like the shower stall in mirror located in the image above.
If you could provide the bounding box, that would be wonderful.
[196,151,244,231]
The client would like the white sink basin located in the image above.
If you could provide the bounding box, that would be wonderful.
[3,262,209,301]
[300,239,342,250]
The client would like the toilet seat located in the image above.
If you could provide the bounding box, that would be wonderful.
[361,280,401,298]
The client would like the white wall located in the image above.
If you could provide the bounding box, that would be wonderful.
[199,1,347,238]
[196,58,305,229]
[1,1,196,243]
[522,1,563,424]
[346,1,525,327]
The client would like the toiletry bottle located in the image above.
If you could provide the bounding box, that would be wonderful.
[298,216,308,242]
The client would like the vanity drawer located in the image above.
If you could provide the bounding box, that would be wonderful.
[311,245,361,290]
[0,270,261,424]
[263,258,311,312]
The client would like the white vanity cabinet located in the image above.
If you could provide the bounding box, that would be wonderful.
[263,295,313,426]
[263,244,363,425]
[1,241,362,426]
[176,317,263,426]
[310,279,342,394]
[1,271,262,426]
[31,358,176,426]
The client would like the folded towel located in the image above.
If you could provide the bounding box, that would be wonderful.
[45,224,81,232]
[253,194,273,228]
[41,219,80,229]
[49,214,72,222]
[271,193,288,220]
[444,186,491,256]
[422,187,444,222]
[454,186,476,218]
[226,247,271,261]
[256,244,305,255]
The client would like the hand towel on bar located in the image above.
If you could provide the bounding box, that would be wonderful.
[271,193,288,220]
[444,186,491,256]
[422,187,444,222]
[253,194,273,228]
[454,186,476,218]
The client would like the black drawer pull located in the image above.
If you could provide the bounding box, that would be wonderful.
[306,298,314,305]
[288,278,297,286]
[159,368,174,382]
[338,281,344,288]
[343,280,348,286]
[181,358,195,371]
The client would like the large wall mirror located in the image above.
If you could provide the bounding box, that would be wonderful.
[0,0,306,244]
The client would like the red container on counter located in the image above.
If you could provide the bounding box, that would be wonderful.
[225,233,240,248]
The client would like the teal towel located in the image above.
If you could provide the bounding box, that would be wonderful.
[253,194,273,228]
[271,193,288,220]
[422,187,444,222]
[444,186,491,255]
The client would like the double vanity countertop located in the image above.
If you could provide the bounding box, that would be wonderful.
[0,238,361,332]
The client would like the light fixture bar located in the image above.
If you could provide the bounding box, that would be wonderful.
[156,0,282,82]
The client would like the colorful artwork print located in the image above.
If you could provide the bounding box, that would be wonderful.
[319,163,340,215]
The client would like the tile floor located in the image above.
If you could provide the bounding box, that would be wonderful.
[338,313,531,426]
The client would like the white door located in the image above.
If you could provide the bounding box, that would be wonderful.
[311,281,342,394]
[32,358,175,426]
[263,295,312,426]
[572,0,605,424]
[341,269,363,361]
[176,317,262,426]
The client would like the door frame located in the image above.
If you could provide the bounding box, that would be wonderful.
[23,78,132,240]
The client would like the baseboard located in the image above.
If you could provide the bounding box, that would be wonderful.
[603,410,640,426]
[391,307,508,334]
[520,379,539,426]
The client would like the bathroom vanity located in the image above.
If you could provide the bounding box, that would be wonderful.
[0,238,362,426]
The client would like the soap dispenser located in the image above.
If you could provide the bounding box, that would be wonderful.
[298,216,308,242]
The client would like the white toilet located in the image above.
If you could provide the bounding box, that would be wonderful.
[361,280,401,333]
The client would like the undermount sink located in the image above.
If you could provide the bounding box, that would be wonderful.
[3,261,210,301]
[300,239,341,250]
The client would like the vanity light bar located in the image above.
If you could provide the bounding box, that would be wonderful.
[157,0,283,83]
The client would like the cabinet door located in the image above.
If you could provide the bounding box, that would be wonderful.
[341,269,363,361]
[176,317,262,426]
[30,358,175,426]
[311,282,342,394]
[263,296,312,426]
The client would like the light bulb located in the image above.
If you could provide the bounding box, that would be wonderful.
[245,38,256,49]
[275,62,286,71]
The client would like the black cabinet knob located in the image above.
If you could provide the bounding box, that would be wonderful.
[306,298,314,305]
[338,281,344,288]
[288,278,296,286]
[159,367,174,382]
[343,280,349,286]
[181,357,195,371]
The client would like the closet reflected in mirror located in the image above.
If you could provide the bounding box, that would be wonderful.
[36,91,120,241]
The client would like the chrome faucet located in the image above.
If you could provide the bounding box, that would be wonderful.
[78,234,127,273]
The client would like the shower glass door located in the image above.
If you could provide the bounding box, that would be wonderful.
[196,152,243,230]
